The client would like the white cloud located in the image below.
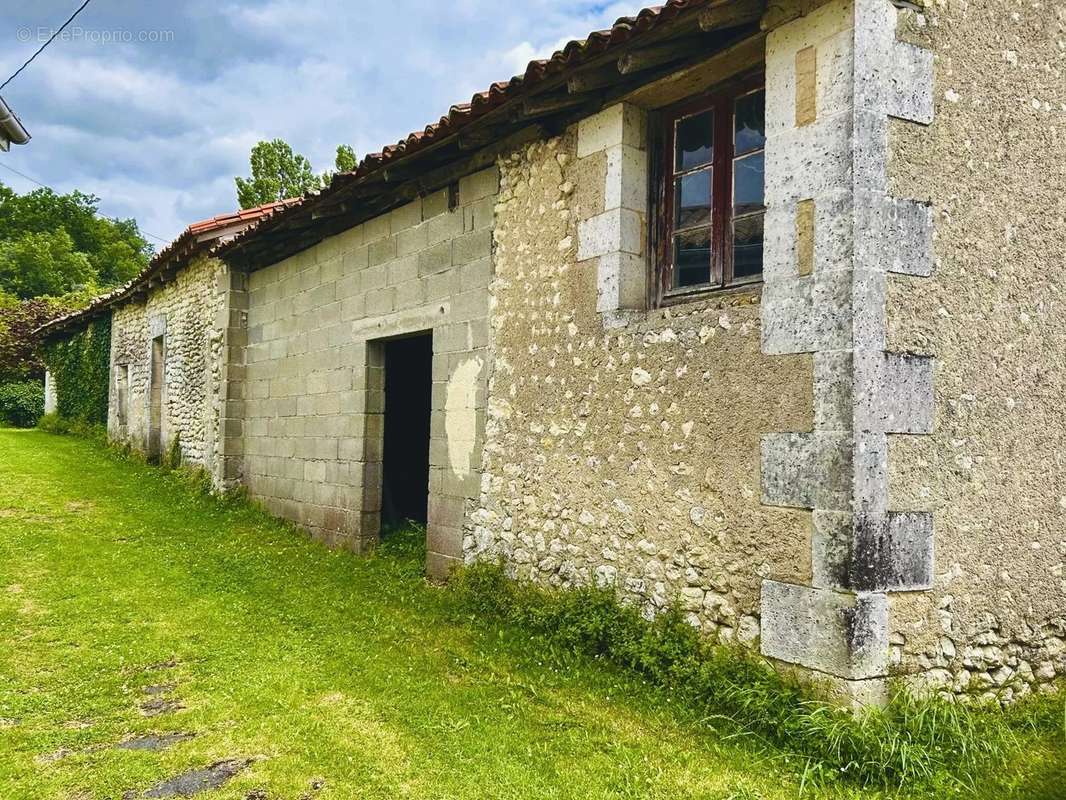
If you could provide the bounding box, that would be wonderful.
[0,0,640,242]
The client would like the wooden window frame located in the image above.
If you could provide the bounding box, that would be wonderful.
[650,69,766,307]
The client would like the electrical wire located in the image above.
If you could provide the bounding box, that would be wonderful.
[0,160,170,245]
[1,0,96,92]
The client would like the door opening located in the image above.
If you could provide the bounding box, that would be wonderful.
[148,336,164,462]
[381,333,433,528]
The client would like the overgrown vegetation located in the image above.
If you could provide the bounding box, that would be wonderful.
[39,314,111,425]
[450,564,1064,795]
[1,428,1061,799]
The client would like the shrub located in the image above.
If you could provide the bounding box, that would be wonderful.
[0,380,44,427]
[37,412,106,442]
[449,561,1039,792]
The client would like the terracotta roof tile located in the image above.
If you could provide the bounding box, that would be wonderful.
[219,1,711,257]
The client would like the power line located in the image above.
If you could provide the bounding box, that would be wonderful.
[0,160,171,245]
[1,0,96,92]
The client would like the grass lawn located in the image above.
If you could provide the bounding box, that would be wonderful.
[0,428,1060,800]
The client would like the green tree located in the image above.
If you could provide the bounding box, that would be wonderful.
[0,229,95,300]
[0,183,151,288]
[234,139,323,209]
[334,144,358,172]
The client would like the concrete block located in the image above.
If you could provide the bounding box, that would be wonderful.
[395,278,426,310]
[760,580,890,680]
[462,196,495,232]
[368,235,398,267]
[422,187,449,219]
[418,241,453,276]
[427,523,463,560]
[458,166,500,205]
[426,210,464,245]
[460,257,493,292]
[365,287,395,316]
[452,229,492,265]
[363,213,391,243]
[397,223,429,257]
[342,246,369,274]
[391,198,423,231]
[387,255,419,286]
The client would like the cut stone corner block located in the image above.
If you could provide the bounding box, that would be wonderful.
[596,251,647,313]
[761,431,851,510]
[760,579,890,681]
[576,102,646,159]
[855,350,935,435]
[812,510,933,592]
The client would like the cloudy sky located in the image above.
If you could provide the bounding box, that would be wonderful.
[2,0,637,248]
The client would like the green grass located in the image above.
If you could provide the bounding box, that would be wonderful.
[0,428,1061,799]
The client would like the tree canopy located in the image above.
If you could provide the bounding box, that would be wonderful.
[235,139,358,209]
[0,182,152,299]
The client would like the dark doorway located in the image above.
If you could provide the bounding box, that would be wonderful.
[381,333,433,526]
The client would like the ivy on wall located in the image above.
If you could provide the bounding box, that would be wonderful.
[41,314,111,425]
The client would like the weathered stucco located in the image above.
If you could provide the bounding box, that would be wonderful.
[886,0,1066,699]
[467,127,814,643]
[108,255,228,473]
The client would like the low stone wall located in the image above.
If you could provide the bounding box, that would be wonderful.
[108,256,227,473]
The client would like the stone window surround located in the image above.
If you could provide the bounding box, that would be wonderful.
[575,63,770,327]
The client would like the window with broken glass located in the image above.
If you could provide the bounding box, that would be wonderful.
[652,74,765,304]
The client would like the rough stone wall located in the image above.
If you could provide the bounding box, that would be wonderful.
[241,173,496,574]
[886,0,1066,699]
[468,125,814,642]
[108,255,228,472]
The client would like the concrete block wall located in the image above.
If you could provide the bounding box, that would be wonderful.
[108,255,229,472]
[241,170,497,571]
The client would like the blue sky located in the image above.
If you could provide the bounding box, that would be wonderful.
[1,0,634,246]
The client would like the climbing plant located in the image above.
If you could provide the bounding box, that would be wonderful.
[41,314,111,425]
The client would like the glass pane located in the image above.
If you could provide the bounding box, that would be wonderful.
[675,169,712,229]
[675,110,713,171]
[674,227,712,288]
[733,213,764,280]
[734,152,765,216]
[734,90,766,155]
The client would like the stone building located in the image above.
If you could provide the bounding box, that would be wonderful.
[39,201,294,484]
[37,0,1064,704]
